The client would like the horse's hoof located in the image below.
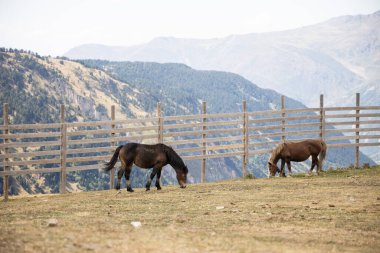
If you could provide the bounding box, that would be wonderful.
[127,188,134,192]
[157,187,162,190]
[146,188,150,191]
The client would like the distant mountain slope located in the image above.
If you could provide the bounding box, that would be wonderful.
[65,11,380,107]
[0,51,147,124]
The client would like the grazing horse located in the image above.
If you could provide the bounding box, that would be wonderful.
[104,143,188,192]
[268,139,327,177]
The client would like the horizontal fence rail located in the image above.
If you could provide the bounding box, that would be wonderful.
[1,93,379,200]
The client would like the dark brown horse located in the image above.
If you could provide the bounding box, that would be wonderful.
[104,143,188,192]
[268,139,327,177]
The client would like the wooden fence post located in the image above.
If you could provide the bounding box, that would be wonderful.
[156,103,163,187]
[110,105,115,190]
[157,103,163,143]
[355,93,360,168]
[3,103,9,201]
[201,101,207,183]
[320,94,325,141]
[281,96,286,142]
[60,104,67,194]
[242,100,248,177]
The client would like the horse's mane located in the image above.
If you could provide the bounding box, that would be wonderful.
[162,144,187,172]
[269,142,286,162]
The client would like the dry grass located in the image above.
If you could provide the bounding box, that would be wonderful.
[1,167,380,253]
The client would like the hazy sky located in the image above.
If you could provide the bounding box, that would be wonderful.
[0,0,379,56]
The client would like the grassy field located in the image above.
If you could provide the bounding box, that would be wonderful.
[1,167,380,253]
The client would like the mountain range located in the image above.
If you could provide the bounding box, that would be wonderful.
[65,11,380,108]
[1,50,374,195]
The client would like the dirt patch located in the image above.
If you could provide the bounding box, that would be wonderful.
[1,167,380,252]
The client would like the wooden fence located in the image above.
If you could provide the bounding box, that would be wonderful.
[1,93,379,200]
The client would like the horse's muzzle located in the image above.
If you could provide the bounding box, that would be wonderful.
[180,184,187,188]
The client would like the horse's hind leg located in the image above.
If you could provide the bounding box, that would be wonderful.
[119,150,134,192]
[146,168,158,191]
[116,166,125,190]
[309,156,317,175]
[155,168,162,190]
[125,165,134,192]
[315,156,321,175]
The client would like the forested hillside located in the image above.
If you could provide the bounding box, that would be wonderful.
[0,49,150,195]
[78,60,306,115]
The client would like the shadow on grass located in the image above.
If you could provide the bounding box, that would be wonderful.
[291,165,379,178]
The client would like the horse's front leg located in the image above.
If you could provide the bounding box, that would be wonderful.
[146,168,158,191]
[155,168,162,190]
[280,159,286,177]
[286,161,292,176]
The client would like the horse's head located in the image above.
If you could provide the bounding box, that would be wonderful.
[175,165,188,188]
[165,145,188,188]
[268,161,280,177]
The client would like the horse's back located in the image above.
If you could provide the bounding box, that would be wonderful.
[289,139,323,149]
[304,139,324,151]
[285,139,323,160]
[123,142,139,150]
[133,143,168,168]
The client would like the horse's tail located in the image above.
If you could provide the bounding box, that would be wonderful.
[319,140,327,170]
[104,145,123,172]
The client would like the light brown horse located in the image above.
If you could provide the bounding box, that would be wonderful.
[104,143,188,192]
[268,139,327,177]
